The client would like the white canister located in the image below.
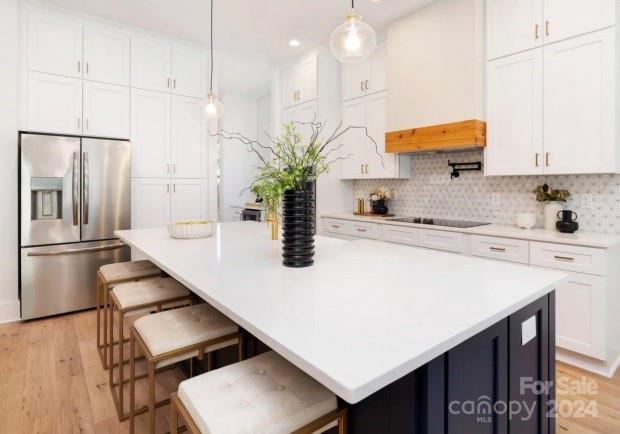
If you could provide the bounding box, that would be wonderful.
[543,202,563,231]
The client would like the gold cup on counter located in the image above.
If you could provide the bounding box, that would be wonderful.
[355,198,365,215]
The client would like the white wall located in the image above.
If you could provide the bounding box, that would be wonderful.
[0,0,20,323]
[218,93,261,221]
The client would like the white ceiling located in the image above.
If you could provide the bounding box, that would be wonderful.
[37,0,434,63]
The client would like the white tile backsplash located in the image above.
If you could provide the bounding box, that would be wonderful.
[353,151,620,233]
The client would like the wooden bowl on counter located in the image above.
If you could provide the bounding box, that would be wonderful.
[168,220,214,239]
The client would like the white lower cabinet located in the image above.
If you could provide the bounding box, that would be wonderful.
[381,225,419,246]
[28,72,82,135]
[556,272,606,360]
[82,80,130,139]
[170,179,208,221]
[131,178,208,229]
[471,235,529,264]
[419,229,468,254]
[131,178,171,229]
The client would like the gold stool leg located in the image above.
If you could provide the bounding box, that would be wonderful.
[148,361,156,434]
[129,330,136,434]
[118,307,125,417]
[102,283,110,369]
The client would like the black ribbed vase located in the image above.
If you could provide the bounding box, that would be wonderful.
[281,186,315,268]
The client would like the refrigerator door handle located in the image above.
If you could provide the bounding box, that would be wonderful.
[72,152,79,226]
[83,152,89,225]
[26,243,127,257]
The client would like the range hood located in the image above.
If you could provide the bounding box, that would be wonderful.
[385,119,486,153]
[385,0,485,154]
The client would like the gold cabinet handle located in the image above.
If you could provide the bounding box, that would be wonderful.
[535,153,539,167]
[85,118,89,130]
[331,224,341,229]
[545,152,550,167]
[365,164,369,174]
[77,61,81,74]
[489,246,506,252]
[360,164,364,174]
[77,118,81,129]
[535,24,539,40]
[356,228,367,232]
[166,184,170,193]
[365,80,369,90]
[173,79,177,89]
[85,62,89,74]
[554,255,574,261]
[360,81,364,91]
[545,21,550,37]
[167,78,170,88]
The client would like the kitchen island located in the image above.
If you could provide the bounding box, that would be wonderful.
[116,222,566,434]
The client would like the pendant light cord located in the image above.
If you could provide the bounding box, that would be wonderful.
[209,0,214,93]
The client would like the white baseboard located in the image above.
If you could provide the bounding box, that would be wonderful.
[557,347,620,378]
[0,299,20,324]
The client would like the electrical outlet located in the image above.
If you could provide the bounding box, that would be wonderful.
[491,193,501,206]
[582,194,593,209]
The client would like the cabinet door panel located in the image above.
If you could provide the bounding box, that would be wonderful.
[131,89,171,178]
[28,72,82,135]
[340,98,366,179]
[341,61,367,102]
[131,179,170,229]
[28,10,82,78]
[486,49,543,175]
[543,29,615,174]
[171,96,208,178]
[83,81,130,139]
[556,273,606,360]
[365,91,396,178]
[171,179,208,221]
[296,57,317,105]
[367,43,387,94]
[544,0,615,44]
[486,0,542,60]
[171,46,208,98]
[131,38,171,93]
[83,25,130,85]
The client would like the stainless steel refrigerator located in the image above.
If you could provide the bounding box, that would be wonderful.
[19,133,131,320]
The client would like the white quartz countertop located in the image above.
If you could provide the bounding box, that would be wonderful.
[116,222,566,403]
[322,213,620,248]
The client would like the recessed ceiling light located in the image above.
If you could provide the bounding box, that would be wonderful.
[288,39,301,47]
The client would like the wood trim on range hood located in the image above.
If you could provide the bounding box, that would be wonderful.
[385,119,486,153]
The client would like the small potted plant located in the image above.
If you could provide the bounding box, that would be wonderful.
[533,183,571,230]
[370,187,392,215]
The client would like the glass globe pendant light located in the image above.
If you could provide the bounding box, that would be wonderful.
[330,0,377,64]
[205,0,223,119]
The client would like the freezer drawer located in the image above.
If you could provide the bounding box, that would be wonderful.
[20,240,129,320]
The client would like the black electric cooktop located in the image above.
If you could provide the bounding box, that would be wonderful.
[386,217,490,228]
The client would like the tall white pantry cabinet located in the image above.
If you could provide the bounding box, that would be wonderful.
[21,4,213,229]
[485,0,620,175]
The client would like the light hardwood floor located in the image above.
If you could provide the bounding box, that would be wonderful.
[0,309,618,433]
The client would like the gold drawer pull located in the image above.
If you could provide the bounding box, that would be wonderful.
[554,255,574,261]
[489,246,506,252]
[331,225,341,229]
[356,228,367,232]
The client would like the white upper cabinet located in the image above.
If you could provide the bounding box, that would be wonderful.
[131,37,171,93]
[281,56,317,108]
[543,29,615,174]
[131,89,171,178]
[82,81,130,139]
[341,43,387,101]
[170,179,209,221]
[28,72,82,135]
[543,0,615,44]
[486,0,542,60]
[131,178,171,228]
[340,91,407,179]
[83,25,130,85]
[28,10,83,78]
[171,96,208,178]
[487,0,616,60]
[485,49,543,175]
[171,46,208,98]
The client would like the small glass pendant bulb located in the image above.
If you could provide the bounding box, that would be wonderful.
[205,91,223,119]
[330,9,377,64]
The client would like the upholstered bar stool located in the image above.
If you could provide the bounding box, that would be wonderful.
[108,277,192,420]
[129,303,244,434]
[170,351,347,434]
[97,260,161,369]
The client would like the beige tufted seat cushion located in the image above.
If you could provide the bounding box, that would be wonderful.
[133,303,239,368]
[112,277,190,309]
[100,260,160,283]
[178,351,337,434]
